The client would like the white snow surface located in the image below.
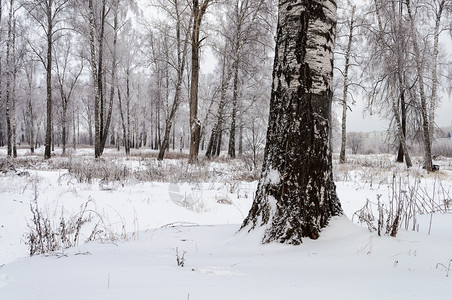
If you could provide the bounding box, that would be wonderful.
[1,148,452,299]
[266,168,281,185]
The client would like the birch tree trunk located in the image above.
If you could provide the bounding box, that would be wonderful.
[228,56,240,158]
[118,88,129,155]
[5,0,13,157]
[72,107,76,150]
[99,0,119,155]
[406,0,433,172]
[339,5,356,164]
[206,54,232,158]
[241,0,342,244]
[98,0,106,151]
[44,1,53,159]
[88,0,101,158]
[396,90,407,163]
[11,19,17,158]
[28,93,35,154]
[429,0,445,142]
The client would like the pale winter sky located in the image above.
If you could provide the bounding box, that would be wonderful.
[340,91,452,133]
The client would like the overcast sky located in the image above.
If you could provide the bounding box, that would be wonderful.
[339,91,452,133]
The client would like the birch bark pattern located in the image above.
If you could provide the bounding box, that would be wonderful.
[88,0,101,158]
[241,0,342,244]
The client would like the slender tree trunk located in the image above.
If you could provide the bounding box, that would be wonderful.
[88,110,93,146]
[149,108,154,150]
[391,80,412,168]
[206,58,231,158]
[227,0,266,158]
[406,0,432,172]
[62,100,67,155]
[29,96,35,154]
[118,88,130,155]
[227,2,242,159]
[374,0,411,168]
[126,74,131,154]
[44,2,53,159]
[11,19,17,158]
[88,0,101,158]
[396,90,407,163]
[5,0,13,157]
[189,0,211,163]
[238,109,243,156]
[72,106,76,150]
[99,0,118,155]
[158,4,190,160]
[429,0,444,142]
[339,5,355,164]
[25,64,35,154]
[228,55,240,159]
[98,0,106,150]
[156,96,161,149]
[241,0,342,244]
[189,25,201,162]
[158,78,184,160]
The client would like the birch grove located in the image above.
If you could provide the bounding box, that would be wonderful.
[0,0,450,170]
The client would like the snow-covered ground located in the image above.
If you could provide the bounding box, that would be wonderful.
[1,147,452,299]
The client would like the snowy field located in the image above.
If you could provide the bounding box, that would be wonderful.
[1,147,452,299]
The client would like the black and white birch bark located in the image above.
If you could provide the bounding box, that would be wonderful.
[241,0,342,244]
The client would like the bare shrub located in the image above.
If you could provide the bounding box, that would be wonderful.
[353,174,452,237]
[352,199,377,232]
[0,158,16,173]
[25,180,134,256]
[436,259,452,277]
[64,158,130,184]
[26,192,93,256]
[176,247,186,267]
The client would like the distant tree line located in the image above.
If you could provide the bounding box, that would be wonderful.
[0,0,274,163]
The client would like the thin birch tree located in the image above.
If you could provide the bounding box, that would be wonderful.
[338,3,356,164]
